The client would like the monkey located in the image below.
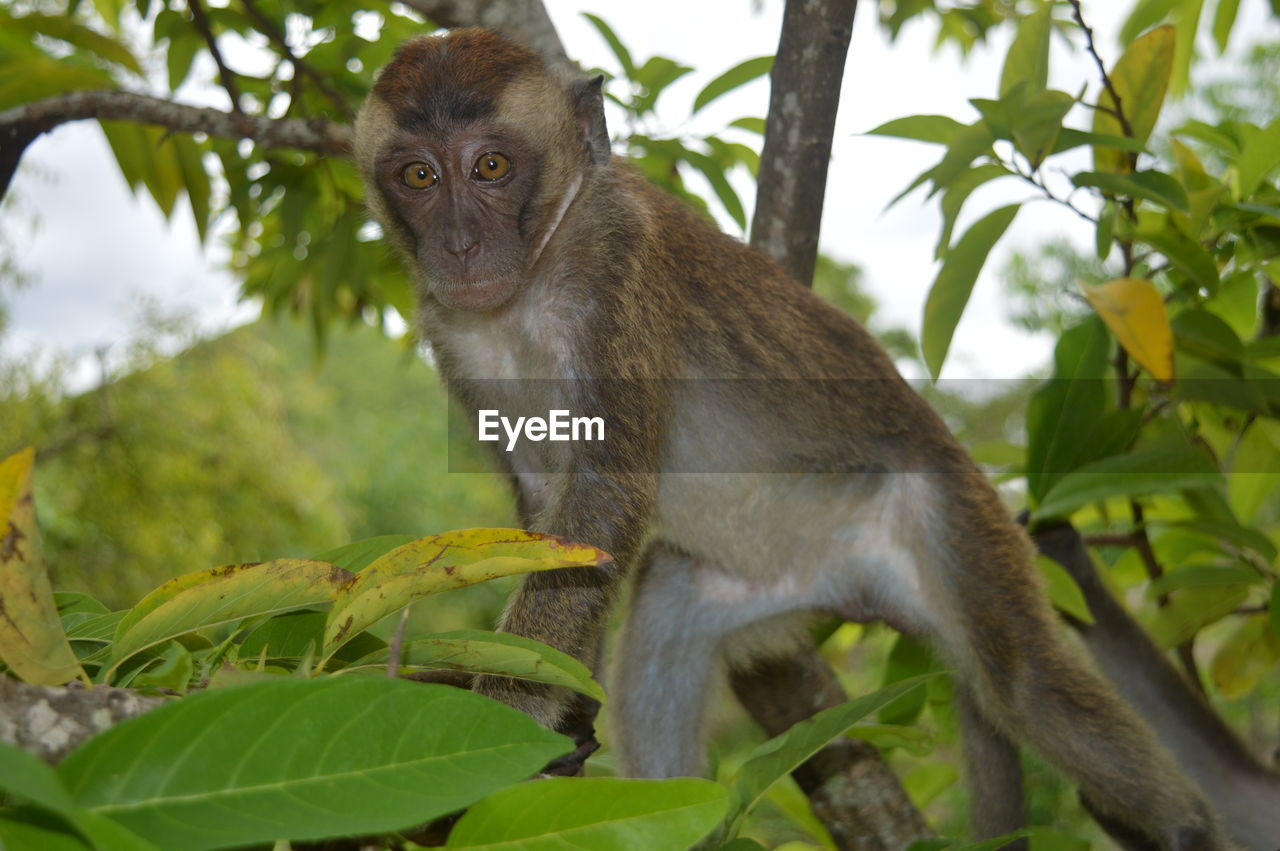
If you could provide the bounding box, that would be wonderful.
[353,28,1231,850]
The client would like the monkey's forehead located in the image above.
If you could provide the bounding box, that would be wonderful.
[372,28,545,130]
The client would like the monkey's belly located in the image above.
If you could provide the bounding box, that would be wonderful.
[652,471,941,636]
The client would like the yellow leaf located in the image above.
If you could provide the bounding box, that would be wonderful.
[0,448,84,685]
[1083,278,1175,382]
[322,529,612,661]
[1093,25,1175,174]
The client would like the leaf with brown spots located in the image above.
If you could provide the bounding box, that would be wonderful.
[107,559,353,682]
[0,448,83,685]
[321,529,611,662]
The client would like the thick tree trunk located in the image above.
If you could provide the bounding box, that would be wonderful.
[749,0,859,287]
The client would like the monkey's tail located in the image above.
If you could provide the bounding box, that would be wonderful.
[931,479,1228,851]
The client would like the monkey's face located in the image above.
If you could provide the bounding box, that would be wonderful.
[374,126,541,312]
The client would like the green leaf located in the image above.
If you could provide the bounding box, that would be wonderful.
[1170,0,1206,95]
[1071,170,1189,212]
[722,676,936,832]
[323,529,610,660]
[346,629,604,701]
[582,13,634,77]
[1097,200,1116,260]
[865,114,964,145]
[173,134,210,243]
[690,158,746,230]
[922,204,1019,378]
[1032,447,1223,520]
[109,559,352,679]
[8,12,142,74]
[1010,89,1075,167]
[54,593,109,618]
[0,55,113,111]
[1146,564,1261,597]
[1025,317,1111,500]
[844,723,935,755]
[1234,118,1280,199]
[1210,614,1280,697]
[631,56,693,116]
[1135,225,1219,292]
[1000,3,1052,96]
[1053,129,1150,156]
[1171,308,1243,369]
[935,165,1010,260]
[0,810,91,851]
[1119,0,1178,43]
[1212,0,1242,52]
[165,31,200,90]
[879,633,934,725]
[129,641,194,691]
[1092,25,1175,173]
[1148,584,1249,647]
[928,122,997,190]
[446,777,727,850]
[1036,555,1094,624]
[693,56,773,113]
[0,741,77,818]
[311,534,417,573]
[729,116,766,135]
[59,678,572,850]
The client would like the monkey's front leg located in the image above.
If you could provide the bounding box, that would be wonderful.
[473,470,654,731]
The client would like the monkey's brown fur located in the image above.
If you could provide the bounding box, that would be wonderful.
[355,28,1229,850]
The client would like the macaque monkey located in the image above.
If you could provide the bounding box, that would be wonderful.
[354,28,1230,850]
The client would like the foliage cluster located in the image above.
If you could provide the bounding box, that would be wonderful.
[0,445,941,849]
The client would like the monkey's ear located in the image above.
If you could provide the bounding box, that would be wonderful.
[570,75,611,165]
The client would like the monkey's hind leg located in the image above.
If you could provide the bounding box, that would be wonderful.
[935,515,1229,850]
[611,542,815,779]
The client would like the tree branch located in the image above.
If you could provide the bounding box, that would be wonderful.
[730,650,933,849]
[238,0,354,121]
[188,0,243,113]
[0,90,351,199]
[749,0,859,286]
[0,678,166,763]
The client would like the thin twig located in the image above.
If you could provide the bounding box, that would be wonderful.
[1068,0,1134,140]
[238,0,354,121]
[1084,532,1141,549]
[386,608,412,677]
[188,0,243,113]
[1011,160,1099,224]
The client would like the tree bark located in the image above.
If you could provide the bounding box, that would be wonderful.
[749,0,859,287]
[731,650,932,850]
[0,679,165,763]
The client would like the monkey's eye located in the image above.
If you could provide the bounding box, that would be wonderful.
[472,152,511,181]
[402,162,439,189]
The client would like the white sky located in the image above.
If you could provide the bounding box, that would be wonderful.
[3,1,1277,385]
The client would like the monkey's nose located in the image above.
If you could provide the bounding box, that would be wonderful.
[445,240,479,260]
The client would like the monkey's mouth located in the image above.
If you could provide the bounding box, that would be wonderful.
[431,275,519,311]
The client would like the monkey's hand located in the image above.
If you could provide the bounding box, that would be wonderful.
[474,675,601,776]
